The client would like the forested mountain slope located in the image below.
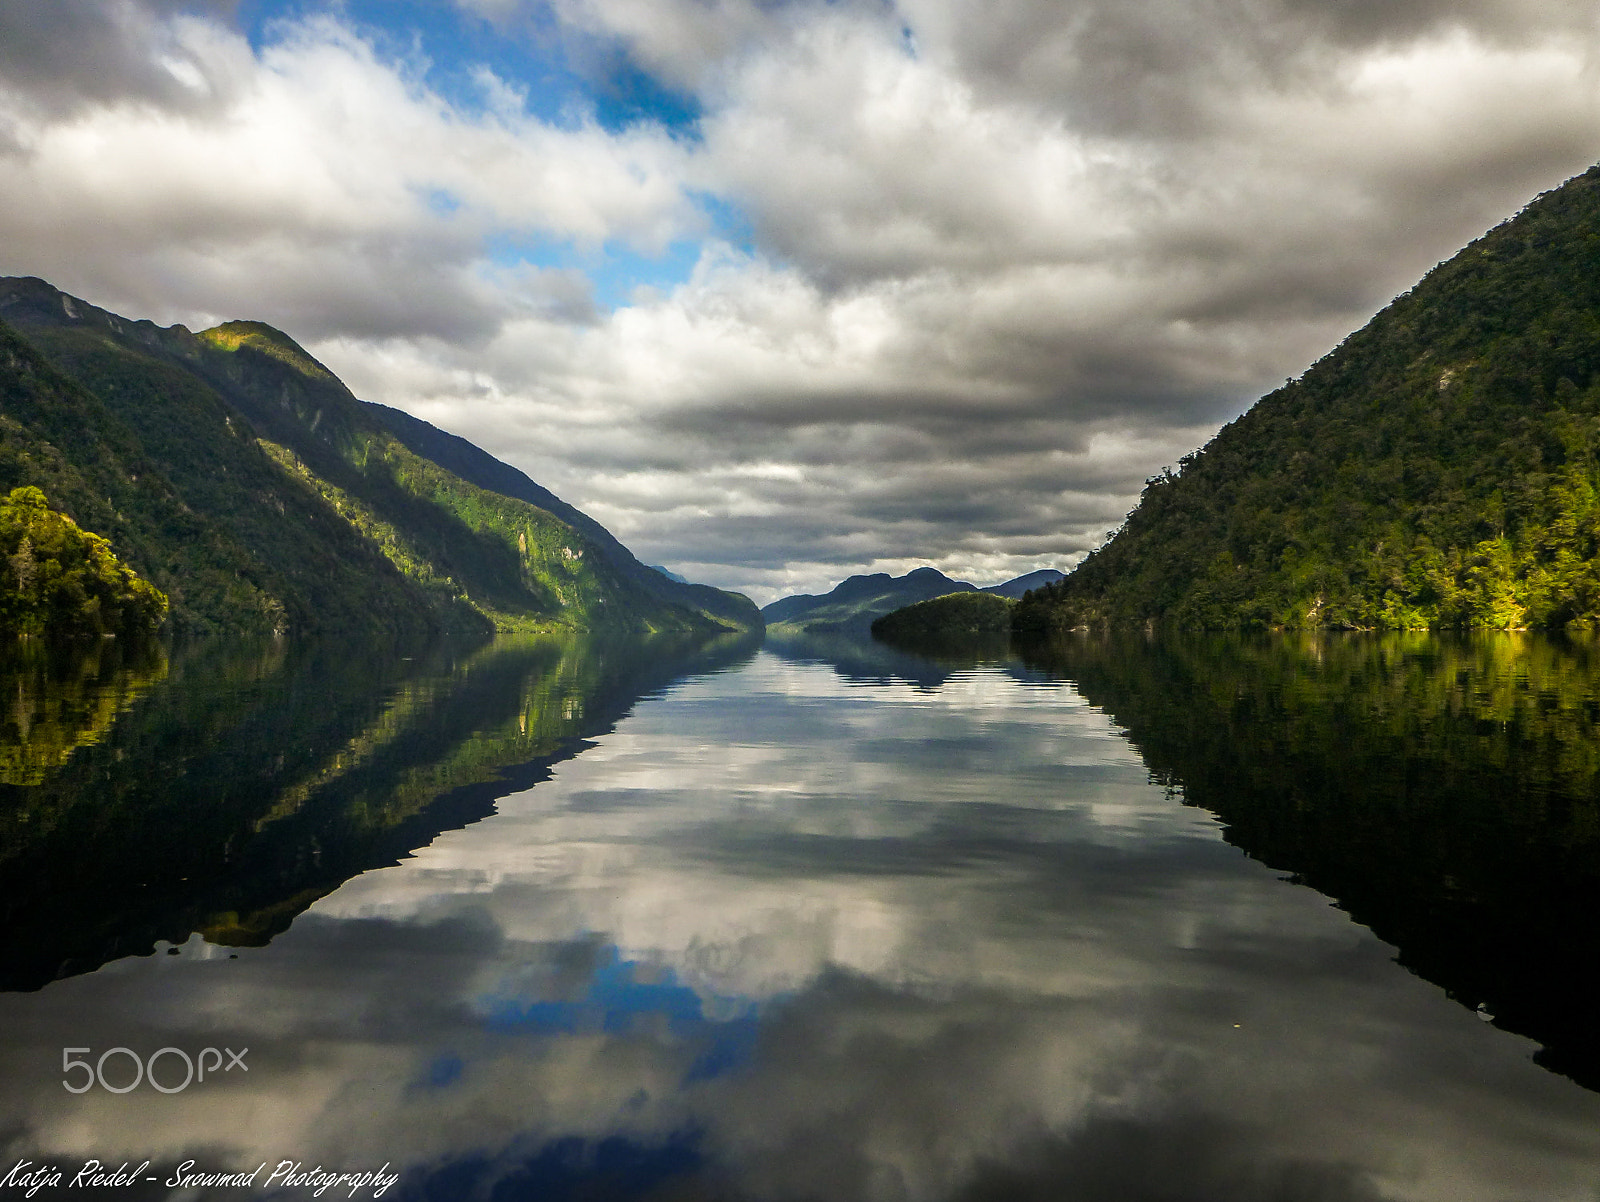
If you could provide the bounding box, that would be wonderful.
[366,402,759,632]
[1017,164,1600,632]
[0,278,757,639]
[0,313,435,638]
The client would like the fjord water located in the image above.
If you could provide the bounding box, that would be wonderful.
[2,631,1599,1199]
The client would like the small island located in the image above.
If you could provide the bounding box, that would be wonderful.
[869,590,1014,640]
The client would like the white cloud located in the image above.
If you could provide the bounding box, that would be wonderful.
[3,0,1600,597]
[548,0,781,91]
[0,11,699,337]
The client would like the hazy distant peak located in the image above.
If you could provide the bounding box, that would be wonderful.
[982,569,1066,600]
[762,566,974,630]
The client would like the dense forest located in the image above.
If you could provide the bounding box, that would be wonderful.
[0,279,757,640]
[1016,163,1600,633]
[0,486,166,638]
[870,590,1013,640]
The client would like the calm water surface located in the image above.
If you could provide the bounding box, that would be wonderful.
[1,630,1599,1200]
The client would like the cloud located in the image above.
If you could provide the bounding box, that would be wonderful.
[949,1111,1395,1202]
[2,0,1600,597]
[5,658,1595,1198]
[0,0,242,118]
[460,0,787,93]
[0,8,700,339]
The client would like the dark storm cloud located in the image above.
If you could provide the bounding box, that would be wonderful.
[649,371,1246,438]
[918,0,1600,134]
[0,0,239,117]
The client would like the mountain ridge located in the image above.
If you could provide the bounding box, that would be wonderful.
[365,401,758,633]
[0,277,758,639]
[764,566,1062,635]
[762,567,976,634]
[1016,163,1600,633]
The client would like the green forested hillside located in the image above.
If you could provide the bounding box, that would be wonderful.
[1017,164,1600,633]
[0,314,433,638]
[364,401,760,632]
[0,486,166,637]
[870,590,1013,640]
[0,278,756,639]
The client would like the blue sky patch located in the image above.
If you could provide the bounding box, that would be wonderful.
[421,1051,464,1089]
[490,236,706,311]
[239,0,722,311]
[238,0,702,137]
[480,945,763,1082]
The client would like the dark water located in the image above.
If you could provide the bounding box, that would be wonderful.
[1,629,1599,1200]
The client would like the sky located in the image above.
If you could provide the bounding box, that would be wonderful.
[0,1,1598,604]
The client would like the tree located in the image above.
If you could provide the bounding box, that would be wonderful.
[0,487,167,637]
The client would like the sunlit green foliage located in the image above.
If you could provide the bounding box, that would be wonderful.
[365,402,761,633]
[1017,165,1600,632]
[0,486,166,637]
[200,320,335,380]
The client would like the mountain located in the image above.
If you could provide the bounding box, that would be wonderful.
[365,402,758,633]
[981,568,1064,599]
[0,307,434,639]
[0,278,758,639]
[764,566,1064,635]
[1016,164,1600,633]
[762,567,975,634]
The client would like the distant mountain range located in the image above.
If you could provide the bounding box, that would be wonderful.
[0,277,758,640]
[1017,163,1600,633]
[981,568,1066,600]
[764,566,1063,635]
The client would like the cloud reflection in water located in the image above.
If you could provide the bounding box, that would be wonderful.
[2,648,1599,1201]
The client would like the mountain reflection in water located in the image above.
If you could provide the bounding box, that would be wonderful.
[0,629,760,989]
[1017,630,1600,1089]
[0,630,1598,1201]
